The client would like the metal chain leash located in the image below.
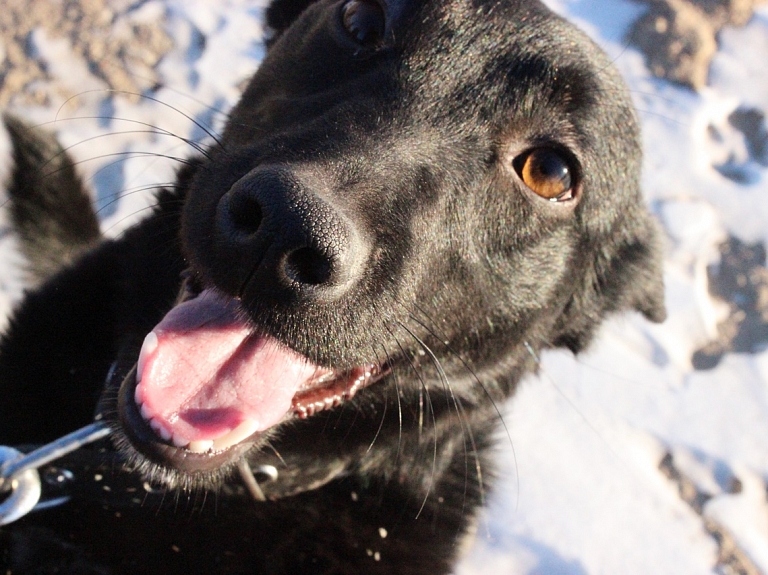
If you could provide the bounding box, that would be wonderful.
[0,420,280,526]
[0,421,111,526]
[0,351,280,526]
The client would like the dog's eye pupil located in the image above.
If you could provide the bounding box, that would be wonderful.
[515,148,574,201]
[341,0,385,47]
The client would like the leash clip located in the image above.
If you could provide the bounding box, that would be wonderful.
[0,421,111,526]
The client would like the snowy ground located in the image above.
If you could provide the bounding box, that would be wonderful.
[1,0,767,573]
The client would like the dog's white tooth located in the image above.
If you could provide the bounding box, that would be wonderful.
[211,419,259,451]
[171,433,189,448]
[134,382,144,407]
[137,331,158,383]
[140,402,154,421]
[187,440,214,453]
[148,418,172,442]
[148,418,172,441]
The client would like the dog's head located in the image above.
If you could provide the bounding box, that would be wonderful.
[114,0,664,491]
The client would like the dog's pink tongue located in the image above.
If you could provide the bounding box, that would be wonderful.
[134,289,321,451]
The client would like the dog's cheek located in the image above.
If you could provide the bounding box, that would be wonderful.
[404,196,579,361]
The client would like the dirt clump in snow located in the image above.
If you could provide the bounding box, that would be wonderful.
[659,452,762,575]
[628,0,768,89]
[693,236,768,370]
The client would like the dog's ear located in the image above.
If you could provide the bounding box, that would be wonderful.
[2,115,101,283]
[265,0,320,45]
[552,210,666,353]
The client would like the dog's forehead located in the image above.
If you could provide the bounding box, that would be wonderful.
[226,0,635,175]
[393,0,609,134]
[396,0,574,59]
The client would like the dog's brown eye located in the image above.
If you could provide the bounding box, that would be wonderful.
[341,0,385,47]
[514,148,575,202]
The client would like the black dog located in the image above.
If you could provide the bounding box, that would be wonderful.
[0,0,665,572]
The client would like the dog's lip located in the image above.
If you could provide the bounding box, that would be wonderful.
[292,363,389,417]
[117,365,255,472]
[115,287,390,472]
[117,359,390,472]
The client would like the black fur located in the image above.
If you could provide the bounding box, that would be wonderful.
[3,115,100,283]
[0,0,664,573]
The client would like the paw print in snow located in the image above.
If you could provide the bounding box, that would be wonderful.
[710,106,768,184]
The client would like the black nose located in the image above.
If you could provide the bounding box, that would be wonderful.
[214,165,368,301]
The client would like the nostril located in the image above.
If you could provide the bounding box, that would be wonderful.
[228,189,263,235]
[284,247,334,286]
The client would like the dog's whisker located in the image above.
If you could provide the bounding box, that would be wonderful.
[578,87,687,129]
[44,151,198,180]
[407,304,519,503]
[365,391,388,456]
[363,343,390,454]
[198,489,210,515]
[398,316,489,512]
[92,182,181,218]
[400,304,520,507]
[393,367,405,465]
[172,487,184,515]
[391,330,428,436]
[98,212,171,241]
[55,89,225,150]
[99,205,170,237]
[264,442,287,469]
[525,341,628,467]
[396,320,477,518]
[69,57,234,120]
[389,323,430,443]
[33,122,214,170]
[379,331,405,465]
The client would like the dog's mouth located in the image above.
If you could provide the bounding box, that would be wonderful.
[117,288,385,472]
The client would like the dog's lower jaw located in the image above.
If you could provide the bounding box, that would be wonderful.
[116,364,257,478]
[108,281,397,477]
[109,344,493,500]
[116,360,390,479]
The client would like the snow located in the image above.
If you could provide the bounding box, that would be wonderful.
[1,0,767,572]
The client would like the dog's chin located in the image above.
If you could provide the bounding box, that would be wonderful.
[115,365,258,484]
